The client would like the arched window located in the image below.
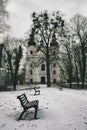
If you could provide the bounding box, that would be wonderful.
[53,63,56,67]
[30,79,33,83]
[53,70,56,75]
[30,63,32,67]
[30,70,33,75]
[30,50,33,54]
[41,64,45,71]
[53,79,56,83]
[53,51,55,55]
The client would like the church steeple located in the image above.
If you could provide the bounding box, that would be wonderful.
[50,33,58,47]
[28,28,36,46]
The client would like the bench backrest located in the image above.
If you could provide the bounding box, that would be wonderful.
[17,93,29,108]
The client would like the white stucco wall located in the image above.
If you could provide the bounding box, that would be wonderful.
[25,45,60,84]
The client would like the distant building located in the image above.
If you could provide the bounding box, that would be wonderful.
[25,45,60,84]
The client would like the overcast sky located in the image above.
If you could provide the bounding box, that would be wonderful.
[7,0,87,38]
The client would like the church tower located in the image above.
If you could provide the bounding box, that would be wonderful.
[25,36,60,84]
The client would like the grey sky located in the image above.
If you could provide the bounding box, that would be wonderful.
[7,0,87,38]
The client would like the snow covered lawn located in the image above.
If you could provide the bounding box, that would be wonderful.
[0,86,87,130]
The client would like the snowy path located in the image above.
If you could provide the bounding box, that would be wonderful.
[0,87,87,130]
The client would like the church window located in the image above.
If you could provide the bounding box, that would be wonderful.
[53,70,56,75]
[30,50,33,54]
[30,79,33,83]
[30,63,32,67]
[30,70,33,75]
[53,63,56,67]
[53,51,55,55]
[53,79,56,83]
[41,64,45,71]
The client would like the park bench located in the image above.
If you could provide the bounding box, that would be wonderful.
[17,93,39,120]
[34,87,40,95]
[58,87,63,91]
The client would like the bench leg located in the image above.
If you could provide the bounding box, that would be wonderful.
[34,107,38,119]
[34,92,36,95]
[19,110,25,120]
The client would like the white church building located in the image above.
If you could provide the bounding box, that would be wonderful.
[25,45,60,84]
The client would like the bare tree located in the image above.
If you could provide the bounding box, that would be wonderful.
[72,44,80,88]
[3,36,23,90]
[0,0,9,34]
[61,33,74,88]
[28,11,65,87]
[0,0,9,70]
[0,44,4,67]
[6,46,22,91]
[71,14,87,88]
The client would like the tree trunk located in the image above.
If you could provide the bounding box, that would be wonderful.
[11,72,17,91]
[81,46,86,89]
[46,60,51,87]
[0,44,3,67]
[74,60,79,88]
[69,59,72,88]
[69,70,72,88]
[46,44,51,87]
[78,56,83,82]
[13,83,16,91]
[13,74,18,91]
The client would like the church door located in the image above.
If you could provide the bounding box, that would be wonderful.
[41,77,45,84]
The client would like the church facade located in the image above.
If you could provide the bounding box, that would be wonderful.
[25,45,60,84]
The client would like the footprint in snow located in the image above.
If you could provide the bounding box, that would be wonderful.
[69,123,72,126]
[83,116,86,119]
[1,124,5,128]
[84,122,87,125]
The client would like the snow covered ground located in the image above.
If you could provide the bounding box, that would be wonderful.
[0,86,87,130]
